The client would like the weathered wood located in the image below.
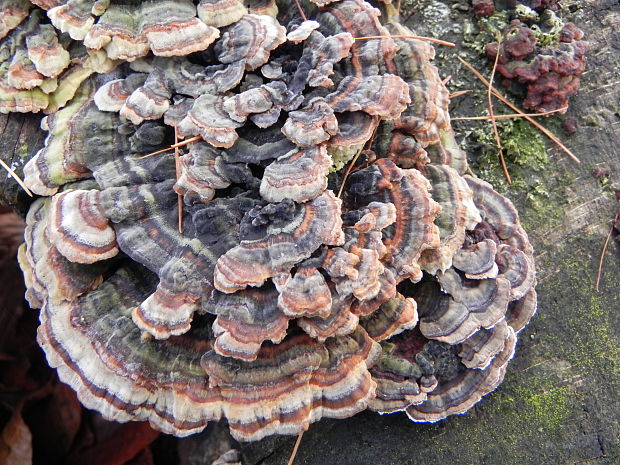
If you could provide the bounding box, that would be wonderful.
[0,112,46,216]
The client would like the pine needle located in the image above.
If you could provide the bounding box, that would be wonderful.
[595,211,619,292]
[294,0,307,21]
[286,431,305,465]
[337,147,364,199]
[458,57,581,164]
[174,127,183,234]
[449,90,472,99]
[355,35,455,47]
[337,120,380,198]
[487,35,511,184]
[452,107,567,121]
[0,158,33,197]
[133,136,201,160]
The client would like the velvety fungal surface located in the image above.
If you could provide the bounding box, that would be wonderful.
[15,0,537,443]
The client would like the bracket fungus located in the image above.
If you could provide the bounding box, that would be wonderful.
[15,0,537,443]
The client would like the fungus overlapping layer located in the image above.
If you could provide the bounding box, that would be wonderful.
[485,16,588,113]
[0,5,117,114]
[18,0,537,441]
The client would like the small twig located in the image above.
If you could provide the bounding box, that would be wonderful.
[355,35,455,47]
[487,35,511,184]
[287,431,305,465]
[0,158,33,197]
[449,90,472,99]
[520,360,547,372]
[337,121,380,198]
[452,107,567,121]
[442,75,452,85]
[133,136,201,160]
[595,211,619,292]
[458,57,581,164]
[337,148,365,199]
[174,126,183,234]
[293,0,307,21]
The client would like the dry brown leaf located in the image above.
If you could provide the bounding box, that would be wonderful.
[0,406,33,465]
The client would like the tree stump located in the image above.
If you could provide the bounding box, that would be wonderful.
[0,1,618,464]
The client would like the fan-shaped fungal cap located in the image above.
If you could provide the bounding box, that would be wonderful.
[197,0,247,28]
[202,326,381,440]
[214,191,345,293]
[222,81,302,127]
[19,197,108,306]
[416,272,511,345]
[174,142,231,202]
[209,285,290,361]
[405,327,516,422]
[84,1,220,61]
[215,14,286,71]
[317,0,399,77]
[119,71,171,125]
[282,98,339,148]
[506,288,537,333]
[49,189,119,264]
[465,175,533,258]
[26,24,70,78]
[452,239,499,279]
[458,320,511,370]
[46,0,97,40]
[178,94,243,148]
[495,244,536,301]
[385,21,451,148]
[286,20,320,44]
[277,268,333,318]
[346,159,441,282]
[360,293,418,342]
[0,0,31,40]
[291,30,354,91]
[419,164,481,275]
[325,74,411,120]
[260,145,332,203]
[93,73,147,112]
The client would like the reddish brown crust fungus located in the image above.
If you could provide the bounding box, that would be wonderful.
[486,19,588,112]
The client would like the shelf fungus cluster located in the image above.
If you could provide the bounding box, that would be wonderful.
[16,0,536,442]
